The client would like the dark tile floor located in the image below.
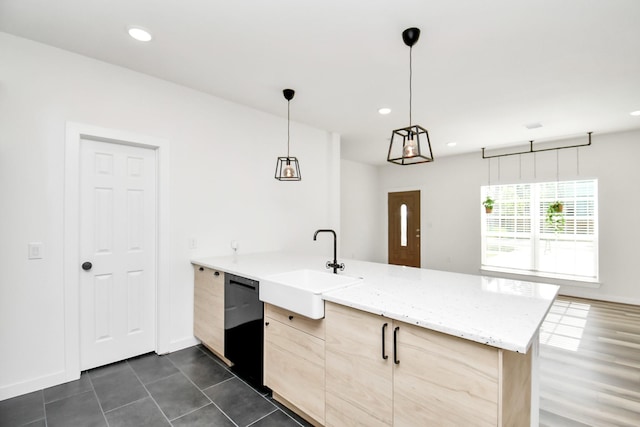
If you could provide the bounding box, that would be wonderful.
[0,345,312,427]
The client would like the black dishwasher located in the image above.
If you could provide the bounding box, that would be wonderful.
[224,273,263,387]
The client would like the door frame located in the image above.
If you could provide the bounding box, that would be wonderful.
[64,122,170,381]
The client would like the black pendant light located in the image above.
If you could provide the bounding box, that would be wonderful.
[387,27,434,165]
[275,89,301,181]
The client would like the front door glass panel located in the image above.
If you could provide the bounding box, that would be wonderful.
[400,204,408,247]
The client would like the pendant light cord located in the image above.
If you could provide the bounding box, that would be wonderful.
[409,46,413,127]
[287,99,290,158]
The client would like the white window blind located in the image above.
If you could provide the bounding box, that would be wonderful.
[481,179,598,281]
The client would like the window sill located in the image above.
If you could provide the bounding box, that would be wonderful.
[480,266,601,289]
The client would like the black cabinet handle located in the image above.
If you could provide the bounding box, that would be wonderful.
[288,315,294,321]
[82,262,92,271]
[382,323,388,360]
[199,267,204,271]
[214,271,220,276]
[393,326,400,365]
[265,322,269,326]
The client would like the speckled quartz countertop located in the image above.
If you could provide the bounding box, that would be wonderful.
[192,252,559,353]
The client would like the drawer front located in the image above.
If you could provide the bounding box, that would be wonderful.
[194,265,224,288]
[265,304,324,340]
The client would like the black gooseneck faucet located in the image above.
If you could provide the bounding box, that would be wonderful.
[313,229,345,274]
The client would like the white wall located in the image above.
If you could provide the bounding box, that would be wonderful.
[340,159,382,262]
[0,33,339,399]
[364,130,640,305]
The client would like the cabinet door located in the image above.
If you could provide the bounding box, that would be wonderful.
[264,317,325,425]
[393,322,499,427]
[325,302,393,427]
[193,266,225,357]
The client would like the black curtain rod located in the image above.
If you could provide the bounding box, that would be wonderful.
[482,132,592,160]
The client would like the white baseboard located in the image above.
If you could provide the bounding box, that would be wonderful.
[0,370,77,402]
[165,336,200,354]
[1,337,202,402]
[558,288,640,306]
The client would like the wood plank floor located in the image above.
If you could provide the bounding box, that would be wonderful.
[539,296,640,426]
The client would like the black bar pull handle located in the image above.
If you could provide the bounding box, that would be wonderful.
[230,280,256,291]
[382,323,388,360]
[393,326,400,365]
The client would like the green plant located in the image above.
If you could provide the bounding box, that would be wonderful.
[549,201,563,213]
[546,201,565,232]
[483,196,495,213]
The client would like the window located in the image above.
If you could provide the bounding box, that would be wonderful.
[481,179,598,281]
[400,204,408,247]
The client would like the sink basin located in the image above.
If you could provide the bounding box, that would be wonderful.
[260,269,363,319]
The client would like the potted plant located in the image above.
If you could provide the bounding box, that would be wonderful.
[546,201,565,232]
[549,201,563,213]
[482,196,495,214]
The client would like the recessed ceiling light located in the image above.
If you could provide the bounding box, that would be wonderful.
[630,110,640,116]
[128,26,152,42]
[447,142,457,147]
[378,107,391,115]
[525,122,543,129]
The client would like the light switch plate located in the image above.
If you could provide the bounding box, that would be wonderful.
[28,242,43,259]
[188,238,198,249]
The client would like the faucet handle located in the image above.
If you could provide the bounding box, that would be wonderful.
[325,261,346,271]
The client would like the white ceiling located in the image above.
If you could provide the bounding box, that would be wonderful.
[1,0,639,165]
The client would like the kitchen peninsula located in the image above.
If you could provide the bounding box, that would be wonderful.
[192,252,558,427]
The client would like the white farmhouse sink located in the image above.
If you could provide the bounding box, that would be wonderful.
[260,269,363,319]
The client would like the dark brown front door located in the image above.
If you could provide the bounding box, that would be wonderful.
[388,191,421,267]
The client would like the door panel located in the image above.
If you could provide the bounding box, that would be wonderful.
[94,274,113,341]
[325,302,393,426]
[126,270,144,333]
[80,139,157,370]
[388,191,421,267]
[393,322,500,426]
[264,317,325,424]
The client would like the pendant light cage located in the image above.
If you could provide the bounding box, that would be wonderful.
[388,125,434,165]
[275,88,301,181]
[387,27,434,166]
[274,156,301,181]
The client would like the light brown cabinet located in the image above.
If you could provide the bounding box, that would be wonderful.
[264,304,325,426]
[325,302,531,427]
[190,263,532,426]
[325,302,393,427]
[193,265,230,365]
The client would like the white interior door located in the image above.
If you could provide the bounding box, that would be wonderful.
[79,138,157,371]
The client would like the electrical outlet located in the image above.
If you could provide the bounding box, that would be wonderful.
[28,242,43,259]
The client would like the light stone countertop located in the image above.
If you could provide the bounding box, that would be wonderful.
[192,252,559,353]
